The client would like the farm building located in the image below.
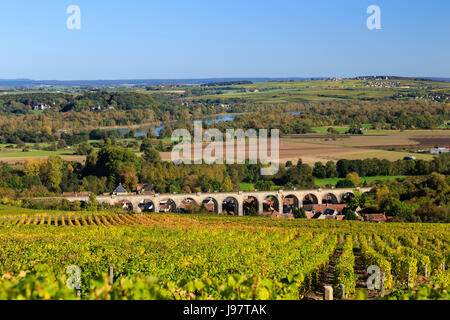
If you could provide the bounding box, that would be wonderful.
[430,147,449,154]
[33,103,50,111]
[136,184,155,195]
[363,213,387,223]
[112,184,128,196]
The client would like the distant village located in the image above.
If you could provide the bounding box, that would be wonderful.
[365,81,402,88]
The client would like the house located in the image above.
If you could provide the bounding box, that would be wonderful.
[304,204,346,215]
[304,204,354,220]
[404,156,417,160]
[270,211,294,219]
[263,199,275,212]
[430,147,449,154]
[112,183,128,196]
[33,103,50,111]
[262,210,293,219]
[136,184,155,195]
[77,192,90,197]
[364,213,387,223]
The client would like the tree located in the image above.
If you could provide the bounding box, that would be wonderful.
[222,177,233,192]
[344,209,358,220]
[74,142,94,155]
[140,138,153,152]
[24,159,43,178]
[41,156,64,193]
[247,206,258,216]
[210,179,221,192]
[118,166,138,191]
[325,161,337,178]
[346,172,360,186]
[313,162,326,178]
[95,146,140,180]
[293,207,307,219]
[336,179,354,188]
[344,190,364,211]
[143,147,161,164]
[255,180,275,191]
[86,193,98,212]
[57,139,67,150]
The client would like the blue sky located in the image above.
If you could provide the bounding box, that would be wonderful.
[0,0,449,80]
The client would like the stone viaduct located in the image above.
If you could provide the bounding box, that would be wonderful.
[63,187,372,216]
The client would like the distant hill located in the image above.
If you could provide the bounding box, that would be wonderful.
[0,77,327,88]
[1,76,448,88]
[421,77,450,82]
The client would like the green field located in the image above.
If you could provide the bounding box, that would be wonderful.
[194,79,450,104]
[314,176,407,187]
[239,176,407,190]
[310,124,390,136]
[239,183,283,191]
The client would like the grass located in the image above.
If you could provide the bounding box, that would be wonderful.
[0,149,75,158]
[314,176,407,187]
[194,79,450,104]
[239,183,283,191]
[309,125,391,136]
[239,176,407,190]
[333,150,434,161]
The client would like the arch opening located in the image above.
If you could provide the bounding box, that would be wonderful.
[180,198,199,213]
[222,197,239,216]
[243,196,259,216]
[138,199,155,212]
[263,195,279,213]
[118,200,133,211]
[322,193,339,205]
[303,193,319,206]
[341,192,355,203]
[159,198,177,213]
[202,197,219,213]
[283,195,299,214]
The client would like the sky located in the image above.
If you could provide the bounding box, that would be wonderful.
[0,0,449,80]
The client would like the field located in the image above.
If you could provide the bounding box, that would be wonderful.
[159,130,442,165]
[314,176,407,187]
[192,79,450,104]
[0,211,448,300]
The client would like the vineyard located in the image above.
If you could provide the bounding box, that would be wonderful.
[0,212,449,300]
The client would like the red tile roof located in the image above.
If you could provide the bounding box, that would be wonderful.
[364,213,387,223]
[304,204,346,214]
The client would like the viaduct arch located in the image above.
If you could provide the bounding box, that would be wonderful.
[63,187,372,216]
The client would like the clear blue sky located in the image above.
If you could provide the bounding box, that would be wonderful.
[0,0,449,80]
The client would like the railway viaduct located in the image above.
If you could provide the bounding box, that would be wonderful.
[63,187,372,216]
